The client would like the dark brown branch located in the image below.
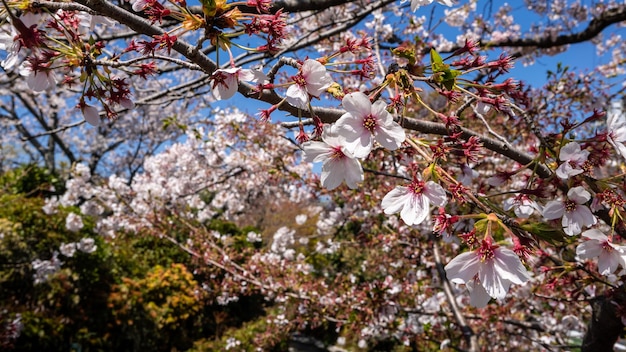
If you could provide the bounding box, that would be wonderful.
[484,5,626,49]
[582,285,626,352]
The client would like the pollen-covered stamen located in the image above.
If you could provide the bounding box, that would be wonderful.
[564,199,578,213]
[602,241,614,252]
[293,73,306,87]
[330,146,346,160]
[478,239,496,262]
[362,114,378,133]
[408,180,425,195]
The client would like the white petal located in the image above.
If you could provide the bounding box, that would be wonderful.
[82,105,100,126]
[559,142,582,161]
[423,181,448,207]
[543,200,565,220]
[374,121,406,151]
[598,251,622,275]
[478,261,510,299]
[302,141,333,163]
[382,187,410,215]
[342,92,372,119]
[492,247,530,285]
[467,280,492,308]
[567,186,591,204]
[285,85,309,109]
[444,251,481,284]
[576,240,603,260]
[400,192,429,225]
[581,229,608,242]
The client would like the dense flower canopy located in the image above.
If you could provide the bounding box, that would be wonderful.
[2,0,626,350]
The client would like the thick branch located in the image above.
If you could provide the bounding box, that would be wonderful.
[582,285,626,352]
[484,5,626,49]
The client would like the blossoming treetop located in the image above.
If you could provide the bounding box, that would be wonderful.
[2,0,626,350]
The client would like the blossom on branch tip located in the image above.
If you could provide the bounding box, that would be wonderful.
[381,179,447,226]
[335,92,406,158]
[302,125,363,190]
[285,59,333,109]
[503,194,539,219]
[607,100,626,160]
[444,238,531,308]
[543,186,597,236]
[556,142,589,179]
[407,0,454,12]
[576,229,626,276]
[211,67,263,100]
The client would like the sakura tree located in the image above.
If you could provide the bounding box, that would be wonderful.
[2,0,626,350]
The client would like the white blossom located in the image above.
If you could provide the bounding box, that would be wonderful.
[543,186,597,236]
[65,213,84,233]
[444,238,530,307]
[77,237,97,254]
[335,92,406,158]
[302,125,363,190]
[381,179,447,226]
[576,229,626,275]
[285,59,333,108]
[555,142,589,179]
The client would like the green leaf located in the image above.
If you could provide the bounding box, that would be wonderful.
[199,0,217,17]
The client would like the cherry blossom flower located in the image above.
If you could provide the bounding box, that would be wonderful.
[285,59,333,109]
[555,141,589,179]
[503,194,539,218]
[0,13,42,70]
[19,60,56,92]
[407,0,454,12]
[444,238,531,307]
[543,186,597,236]
[335,92,406,158]
[77,238,97,253]
[302,125,363,190]
[381,179,447,226]
[607,100,626,160]
[211,67,266,100]
[576,229,626,276]
[65,212,84,232]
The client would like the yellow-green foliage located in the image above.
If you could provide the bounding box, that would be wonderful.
[109,263,201,329]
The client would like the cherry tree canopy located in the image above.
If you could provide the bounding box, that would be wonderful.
[2,0,626,350]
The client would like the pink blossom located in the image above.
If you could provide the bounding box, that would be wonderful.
[444,238,531,307]
[212,67,265,100]
[408,0,454,12]
[607,100,626,160]
[381,179,447,226]
[543,186,597,236]
[302,125,363,190]
[555,142,589,179]
[286,59,333,109]
[19,62,55,92]
[335,92,406,158]
[503,194,539,219]
[576,229,626,275]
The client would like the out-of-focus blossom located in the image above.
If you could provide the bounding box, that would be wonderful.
[77,238,97,253]
[576,229,626,275]
[556,142,589,179]
[543,186,596,236]
[607,100,626,160]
